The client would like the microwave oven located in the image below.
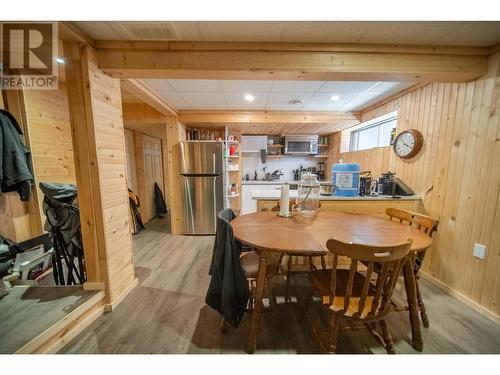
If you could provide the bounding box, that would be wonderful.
[284,134,319,155]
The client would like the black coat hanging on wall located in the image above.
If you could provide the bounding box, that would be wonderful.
[154,182,168,218]
[0,109,34,201]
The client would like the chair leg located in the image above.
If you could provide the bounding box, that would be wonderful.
[320,255,327,270]
[379,319,395,354]
[299,288,315,322]
[266,278,277,311]
[415,277,429,328]
[328,314,339,354]
[285,255,293,303]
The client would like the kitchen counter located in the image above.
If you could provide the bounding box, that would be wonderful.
[251,189,422,201]
[251,188,423,216]
[242,180,332,185]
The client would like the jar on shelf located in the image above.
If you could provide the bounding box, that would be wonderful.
[296,173,320,217]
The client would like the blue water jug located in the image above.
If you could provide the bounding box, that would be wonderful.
[332,162,360,196]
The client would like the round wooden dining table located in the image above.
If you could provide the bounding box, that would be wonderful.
[231,210,432,353]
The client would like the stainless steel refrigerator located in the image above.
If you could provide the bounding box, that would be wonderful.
[179,141,224,234]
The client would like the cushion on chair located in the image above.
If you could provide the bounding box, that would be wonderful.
[309,269,377,319]
[240,251,260,278]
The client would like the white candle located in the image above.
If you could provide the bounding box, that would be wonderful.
[280,183,289,216]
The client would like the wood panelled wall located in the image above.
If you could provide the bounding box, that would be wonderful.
[87,52,136,304]
[332,52,500,317]
[24,85,77,220]
[64,43,136,307]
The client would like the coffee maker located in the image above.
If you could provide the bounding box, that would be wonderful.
[379,171,397,196]
[317,162,326,181]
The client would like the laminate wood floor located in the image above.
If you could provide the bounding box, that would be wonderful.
[60,218,500,354]
[0,286,99,353]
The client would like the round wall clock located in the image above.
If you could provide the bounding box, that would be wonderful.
[393,129,424,159]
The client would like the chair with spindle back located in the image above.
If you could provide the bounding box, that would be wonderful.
[302,238,411,353]
[385,208,438,327]
[272,200,327,302]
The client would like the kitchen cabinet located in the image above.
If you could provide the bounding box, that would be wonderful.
[241,183,282,214]
[241,135,268,153]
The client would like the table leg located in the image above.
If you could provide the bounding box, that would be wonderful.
[246,250,269,354]
[403,253,423,352]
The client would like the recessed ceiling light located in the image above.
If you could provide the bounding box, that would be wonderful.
[330,95,340,101]
[244,94,255,102]
[288,98,304,106]
[56,58,65,64]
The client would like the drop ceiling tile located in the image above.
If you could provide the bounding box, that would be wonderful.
[142,79,174,92]
[221,80,272,93]
[303,93,357,110]
[365,82,403,94]
[179,91,226,108]
[266,92,314,109]
[270,81,324,93]
[168,79,222,92]
[224,92,267,109]
[319,81,378,93]
[340,93,382,110]
[156,91,189,109]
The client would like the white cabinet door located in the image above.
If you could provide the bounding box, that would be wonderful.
[241,185,254,214]
[242,183,283,214]
[241,135,268,153]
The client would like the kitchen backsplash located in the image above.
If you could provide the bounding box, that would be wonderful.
[242,154,320,181]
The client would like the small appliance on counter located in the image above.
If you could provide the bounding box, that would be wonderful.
[359,171,373,196]
[320,183,334,196]
[317,161,326,181]
[377,171,415,196]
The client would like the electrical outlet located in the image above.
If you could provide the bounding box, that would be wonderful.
[473,243,486,260]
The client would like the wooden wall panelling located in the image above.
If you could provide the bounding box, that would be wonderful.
[165,117,185,234]
[132,131,147,221]
[0,90,43,241]
[333,52,500,317]
[23,86,77,223]
[64,43,136,307]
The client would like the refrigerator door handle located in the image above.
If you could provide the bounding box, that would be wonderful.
[213,176,217,232]
[212,153,216,174]
[184,177,195,233]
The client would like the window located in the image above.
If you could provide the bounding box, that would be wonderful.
[348,112,398,152]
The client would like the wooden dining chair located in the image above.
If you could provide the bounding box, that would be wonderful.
[272,200,327,302]
[302,238,411,353]
[385,207,439,327]
[218,210,280,332]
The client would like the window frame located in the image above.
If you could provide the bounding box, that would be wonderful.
[349,113,398,152]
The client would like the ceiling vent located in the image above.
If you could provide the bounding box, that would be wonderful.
[288,98,305,106]
[112,22,180,40]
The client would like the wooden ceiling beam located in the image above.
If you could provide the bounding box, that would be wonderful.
[96,42,488,82]
[178,109,360,125]
[122,102,169,125]
[120,79,177,116]
[95,40,491,56]
[59,22,96,46]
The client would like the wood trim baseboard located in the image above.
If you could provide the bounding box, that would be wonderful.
[104,277,139,312]
[420,272,500,326]
[15,290,105,354]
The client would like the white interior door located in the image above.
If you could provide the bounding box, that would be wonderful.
[124,129,138,193]
[143,135,164,221]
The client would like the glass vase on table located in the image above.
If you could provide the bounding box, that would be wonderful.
[296,173,320,218]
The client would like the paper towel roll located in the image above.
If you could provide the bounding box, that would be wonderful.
[280,183,289,216]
